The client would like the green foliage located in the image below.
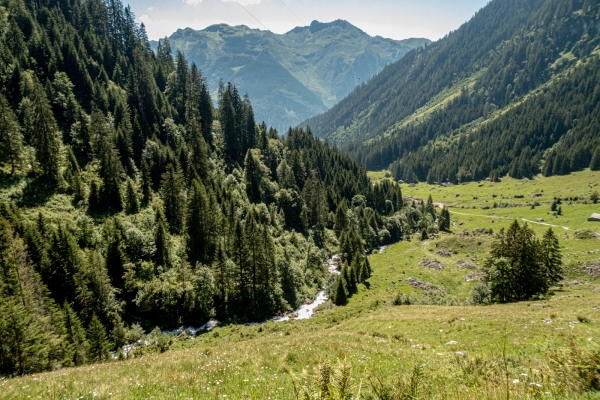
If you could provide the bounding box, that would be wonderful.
[87,314,110,362]
[484,222,562,302]
[0,94,24,174]
[471,282,491,305]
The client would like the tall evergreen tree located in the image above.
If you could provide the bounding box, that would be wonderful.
[87,314,110,362]
[333,275,348,306]
[160,163,186,234]
[63,302,89,367]
[185,179,211,265]
[0,94,24,174]
[154,206,171,268]
[125,178,140,214]
[28,76,61,180]
[93,112,123,211]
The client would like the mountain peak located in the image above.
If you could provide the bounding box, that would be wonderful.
[309,20,359,34]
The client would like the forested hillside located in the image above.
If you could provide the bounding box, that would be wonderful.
[158,21,429,134]
[305,0,600,183]
[0,0,438,377]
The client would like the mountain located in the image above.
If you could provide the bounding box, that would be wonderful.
[304,0,600,183]
[154,21,429,133]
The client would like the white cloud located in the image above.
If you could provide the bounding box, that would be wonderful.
[221,0,262,6]
[184,0,203,5]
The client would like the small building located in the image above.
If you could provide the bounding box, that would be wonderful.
[589,213,600,222]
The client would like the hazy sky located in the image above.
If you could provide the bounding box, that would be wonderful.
[129,0,490,42]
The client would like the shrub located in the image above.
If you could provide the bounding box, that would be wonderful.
[471,282,491,305]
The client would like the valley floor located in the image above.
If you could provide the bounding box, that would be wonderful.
[3,171,600,399]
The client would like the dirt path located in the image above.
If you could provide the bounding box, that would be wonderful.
[445,209,571,231]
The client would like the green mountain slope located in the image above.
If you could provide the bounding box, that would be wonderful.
[304,0,600,183]
[157,21,429,133]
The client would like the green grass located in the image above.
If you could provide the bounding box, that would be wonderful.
[3,170,600,399]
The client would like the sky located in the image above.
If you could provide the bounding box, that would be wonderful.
[129,0,491,42]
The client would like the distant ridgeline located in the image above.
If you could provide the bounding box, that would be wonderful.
[153,21,429,134]
[0,0,441,377]
[305,0,600,183]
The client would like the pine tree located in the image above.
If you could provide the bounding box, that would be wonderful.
[47,225,86,306]
[213,240,231,317]
[111,315,126,352]
[87,314,110,362]
[28,76,61,180]
[125,178,140,214]
[0,299,50,375]
[63,302,89,367]
[333,275,347,306]
[88,180,100,211]
[64,146,85,202]
[540,228,562,286]
[185,179,211,265]
[104,218,128,290]
[154,207,171,268]
[160,163,186,234]
[485,221,561,303]
[93,111,123,211]
[187,112,210,181]
[141,157,152,204]
[333,200,348,237]
[231,218,248,305]
[0,94,24,174]
[220,88,238,163]
[241,93,256,155]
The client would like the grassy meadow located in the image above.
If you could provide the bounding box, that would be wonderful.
[3,171,600,399]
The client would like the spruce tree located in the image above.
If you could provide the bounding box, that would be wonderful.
[64,146,85,202]
[333,200,348,237]
[160,163,186,234]
[540,228,563,286]
[154,207,171,268]
[185,179,211,265]
[111,315,126,352]
[125,178,140,214]
[63,302,89,367]
[87,314,110,362]
[29,77,61,180]
[333,275,347,306]
[219,88,238,162]
[0,94,24,174]
[1,299,50,375]
[97,119,124,210]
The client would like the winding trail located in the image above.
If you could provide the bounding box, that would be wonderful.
[445,208,571,231]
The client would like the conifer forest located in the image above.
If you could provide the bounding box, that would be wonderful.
[1,0,600,398]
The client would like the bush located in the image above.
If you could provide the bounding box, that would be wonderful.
[471,282,491,305]
[392,293,412,305]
